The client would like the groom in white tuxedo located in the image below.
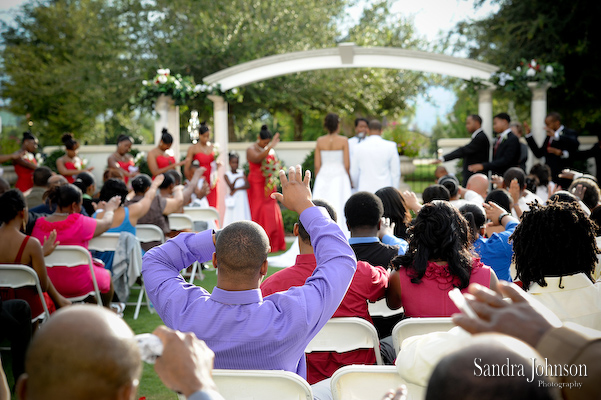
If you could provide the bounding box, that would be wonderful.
[350,120,401,193]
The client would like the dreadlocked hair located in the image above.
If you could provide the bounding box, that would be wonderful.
[510,200,599,291]
[390,200,474,289]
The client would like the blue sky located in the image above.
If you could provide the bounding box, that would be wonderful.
[1,0,497,134]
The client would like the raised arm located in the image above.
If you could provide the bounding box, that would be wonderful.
[246,133,280,164]
[183,167,206,206]
[128,174,164,223]
[163,185,185,215]
[93,196,121,236]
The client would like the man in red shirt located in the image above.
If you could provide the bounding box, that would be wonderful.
[261,199,388,384]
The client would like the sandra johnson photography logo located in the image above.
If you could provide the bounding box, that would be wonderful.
[474,358,587,385]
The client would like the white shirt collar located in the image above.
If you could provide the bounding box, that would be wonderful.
[471,128,483,139]
[529,273,594,294]
[497,128,512,140]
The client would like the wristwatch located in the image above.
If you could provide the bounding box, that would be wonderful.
[498,212,510,225]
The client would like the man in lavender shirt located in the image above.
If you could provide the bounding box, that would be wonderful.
[142,165,357,379]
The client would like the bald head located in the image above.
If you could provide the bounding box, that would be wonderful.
[215,221,270,283]
[18,305,141,400]
[467,173,489,198]
[48,174,68,188]
[426,334,558,400]
[434,166,449,180]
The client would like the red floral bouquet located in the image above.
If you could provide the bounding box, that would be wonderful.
[261,153,283,196]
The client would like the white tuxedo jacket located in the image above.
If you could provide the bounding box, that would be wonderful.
[350,135,401,193]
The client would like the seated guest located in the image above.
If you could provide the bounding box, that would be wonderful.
[29,175,69,215]
[454,281,600,400]
[25,167,53,209]
[465,173,489,200]
[503,167,542,218]
[184,161,211,207]
[0,190,70,316]
[460,202,517,282]
[484,189,513,237]
[438,175,483,210]
[421,184,450,204]
[512,200,601,329]
[31,184,119,307]
[568,176,600,211]
[14,305,224,400]
[102,167,124,183]
[142,166,357,379]
[72,171,97,216]
[127,174,183,250]
[93,177,165,271]
[434,165,450,181]
[425,334,557,400]
[375,187,412,241]
[345,191,407,269]
[387,201,499,316]
[529,163,555,202]
[261,199,388,383]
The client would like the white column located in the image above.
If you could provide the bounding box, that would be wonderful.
[477,86,495,141]
[208,95,228,225]
[527,82,552,170]
[154,94,181,161]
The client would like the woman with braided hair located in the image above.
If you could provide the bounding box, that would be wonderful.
[512,200,601,329]
[386,201,498,317]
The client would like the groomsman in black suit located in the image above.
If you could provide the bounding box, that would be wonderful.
[468,113,520,176]
[434,114,489,186]
[524,112,579,183]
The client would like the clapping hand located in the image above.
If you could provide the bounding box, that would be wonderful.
[378,217,396,240]
[42,229,60,256]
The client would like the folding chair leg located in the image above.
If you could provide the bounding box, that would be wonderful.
[188,262,197,284]
[134,286,144,320]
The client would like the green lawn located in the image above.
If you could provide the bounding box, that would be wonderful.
[1,243,293,400]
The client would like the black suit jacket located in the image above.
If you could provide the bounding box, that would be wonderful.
[526,129,579,181]
[443,130,490,186]
[483,132,521,176]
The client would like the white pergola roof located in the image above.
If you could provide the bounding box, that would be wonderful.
[203,43,499,90]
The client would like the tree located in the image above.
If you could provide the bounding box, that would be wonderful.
[450,0,601,133]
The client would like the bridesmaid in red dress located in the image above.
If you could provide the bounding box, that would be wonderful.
[246,125,286,252]
[107,135,138,184]
[184,123,219,208]
[13,131,38,192]
[147,128,185,178]
[56,133,94,183]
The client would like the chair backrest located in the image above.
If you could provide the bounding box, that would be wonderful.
[305,317,383,365]
[167,213,194,231]
[44,245,102,306]
[0,264,51,322]
[392,317,455,354]
[136,224,165,244]
[212,369,313,400]
[368,298,404,318]
[88,233,121,252]
[330,365,411,400]
[183,206,220,222]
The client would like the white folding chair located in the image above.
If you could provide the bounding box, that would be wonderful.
[0,264,51,322]
[212,369,313,400]
[167,213,194,231]
[168,213,205,283]
[368,298,404,318]
[330,365,413,400]
[44,245,102,306]
[131,225,164,319]
[306,317,383,365]
[391,317,455,355]
[88,233,121,253]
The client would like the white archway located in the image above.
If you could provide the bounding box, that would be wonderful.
[200,43,500,221]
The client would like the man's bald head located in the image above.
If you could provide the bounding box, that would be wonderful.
[466,173,489,198]
[215,221,270,282]
[426,334,558,400]
[48,174,68,188]
[18,305,141,400]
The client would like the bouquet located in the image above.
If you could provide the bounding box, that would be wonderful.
[261,152,283,196]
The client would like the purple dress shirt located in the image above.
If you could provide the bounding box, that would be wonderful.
[142,206,356,378]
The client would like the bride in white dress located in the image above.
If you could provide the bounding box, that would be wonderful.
[269,113,352,267]
[312,113,352,236]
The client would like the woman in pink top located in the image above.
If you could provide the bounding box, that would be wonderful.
[386,201,498,317]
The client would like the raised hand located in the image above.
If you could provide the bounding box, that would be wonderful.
[271,165,313,214]
[42,229,60,256]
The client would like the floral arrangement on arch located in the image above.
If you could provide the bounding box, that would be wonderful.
[136,68,243,109]
[382,121,429,158]
[261,151,283,196]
